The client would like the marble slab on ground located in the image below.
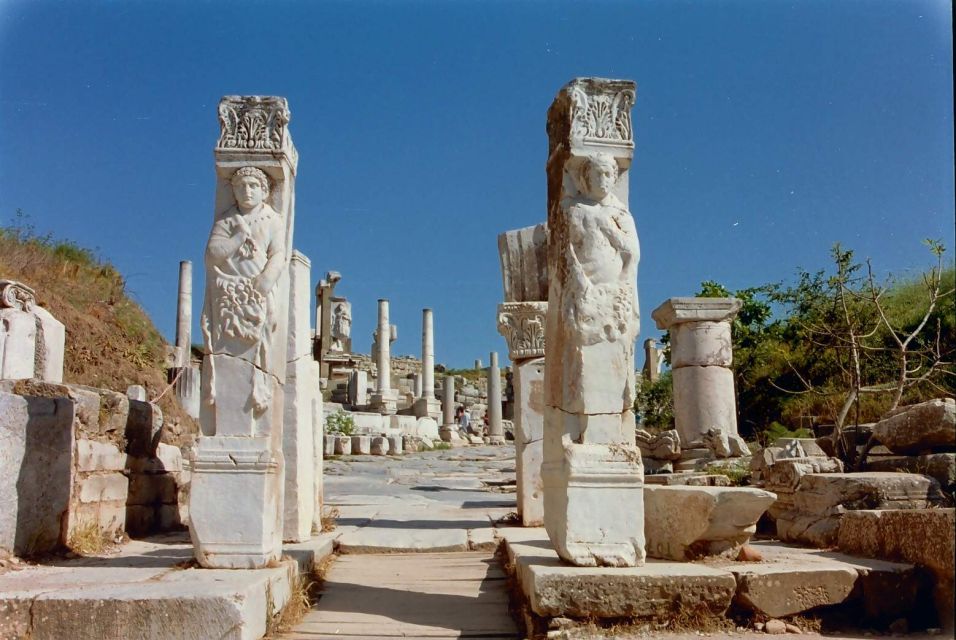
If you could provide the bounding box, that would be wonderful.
[500,528,920,622]
[0,532,335,640]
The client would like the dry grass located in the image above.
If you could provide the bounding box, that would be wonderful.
[0,218,198,447]
[67,522,112,556]
[320,506,340,533]
[265,573,315,636]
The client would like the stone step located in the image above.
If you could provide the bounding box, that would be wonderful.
[0,533,334,640]
[501,529,921,624]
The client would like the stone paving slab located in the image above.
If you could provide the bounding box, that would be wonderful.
[0,532,335,640]
[282,552,518,639]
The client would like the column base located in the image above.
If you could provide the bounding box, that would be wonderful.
[369,390,398,415]
[188,436,283,569]
[543,442,645,567]
[487,435,507,445]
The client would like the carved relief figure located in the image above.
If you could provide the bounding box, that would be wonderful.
[557,152,640,420]
[201,166,286,412]
[330,301,352,352]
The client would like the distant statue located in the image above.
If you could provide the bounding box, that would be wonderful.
[330,301,352,352]
[554,152,640,426]
[201,166,286,412]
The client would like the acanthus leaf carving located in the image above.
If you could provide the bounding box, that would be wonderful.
[569,84,635,145]
[217,96,292,153]
[497,301,548,361]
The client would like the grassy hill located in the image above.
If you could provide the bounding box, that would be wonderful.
[0,211,197,441]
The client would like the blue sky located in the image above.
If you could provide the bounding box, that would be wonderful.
[1,0,952,369]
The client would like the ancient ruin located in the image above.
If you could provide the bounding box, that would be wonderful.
[189,95,297,569]
[541,78,645,567]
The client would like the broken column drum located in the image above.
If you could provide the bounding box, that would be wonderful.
[542,78,645,567]
[191,95,297,569]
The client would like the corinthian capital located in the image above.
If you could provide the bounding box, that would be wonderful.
[497,301,548,361]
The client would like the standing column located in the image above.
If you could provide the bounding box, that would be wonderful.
[370,299,397,414]
[651,297,746,463]
[439,375,460,443]
[413,307,442,420]
[642,338,660,383]
[487,351,505,445]
[421,308,434,398]
[190,95,297,569]
[175,260,192,367]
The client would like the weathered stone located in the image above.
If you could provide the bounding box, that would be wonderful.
[126,385,147,402]
[369,299,398,415]
[351,411,385,433]
[838,508,955,631]
[873,398,955,454]
[776,472,943,547]
[333,435,352,455]
[760,456,844,492]
[283,250,320,543]
[635,428,681,460]
[76,439,127,473]
[350,436,371,455]
[671,366,738,447]
[0,280,66,383]
[865,452,956,491]
[126,399,163,458]
[773,437,827,458]
[507,539,735,618]
[370,436,388,456]
[497,223,548,303]
[514,357,545,526]
[644,485,776,560]
[0,392,74,555]
[644,473,732,487]
[386,435,403,455]
[543,77,644,567]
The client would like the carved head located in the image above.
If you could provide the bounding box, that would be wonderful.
[230,167,271,211]
[577,153,618,201]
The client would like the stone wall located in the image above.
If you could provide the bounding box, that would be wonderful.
[0,379,188,556]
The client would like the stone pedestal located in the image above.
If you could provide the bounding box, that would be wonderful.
[542,78,644,567]
[190,437,282,569]
[651,297,744,455]
[487,351,505,445]
[190,95,297,569]
[347,369,368,407]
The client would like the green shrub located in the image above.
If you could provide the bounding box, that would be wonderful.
[325,410,355,436]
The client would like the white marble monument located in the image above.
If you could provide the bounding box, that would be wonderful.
[190,95,297,569]
[542,78,645,567]
[487,351,506,445]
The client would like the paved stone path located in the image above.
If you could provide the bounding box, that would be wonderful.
[283,445,521,639]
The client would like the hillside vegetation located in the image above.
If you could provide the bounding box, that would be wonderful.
[0,211,196,435]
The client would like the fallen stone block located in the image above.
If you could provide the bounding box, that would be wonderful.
[776,472,943,547]
[865,452,956,492]
[333,436,352,455]
[644,473,731,487]
[644,485,776,560]
[386,435,403,455]
[369,436,388,456]
[838,508,954,631]
[872,398,955,454]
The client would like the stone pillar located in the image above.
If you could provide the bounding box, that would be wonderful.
[498,298,547,526]
[315,271,341,379]
[651,297,745,459]
[369,299,397,414]
[474,358,482,370]
[348,369,368,407]
[412,373,423,398]
[642,338,660,383]
[282,250,319,542]
[542,78,645,567]
[487,351,505,445]
[442,375,455,426]
[421,309,434,398]
[190,95,297,569]
[414,308,442,420]
[175,260,192,367]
